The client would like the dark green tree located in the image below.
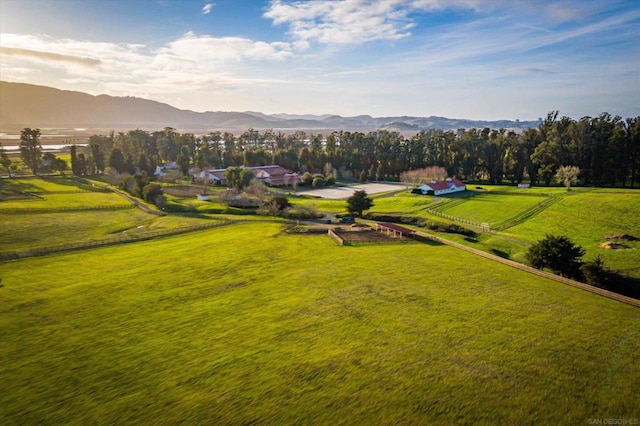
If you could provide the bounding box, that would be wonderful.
[142,183,163,203]
[224,167,254,189]
[90,143,106,174]
[70,145,79,175]
[346,190,374,218]
[177,145,190,175]
[301,172,313,186]
[269,195,291,211]
[19,128,42,175]
[109,148,126,174]
[0,143,13,177]
[224,166,241,189]
[239,168,255,189]
[526,234,585,279]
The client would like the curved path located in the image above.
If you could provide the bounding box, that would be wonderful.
[414,231,640,308]
[105,186,166,216]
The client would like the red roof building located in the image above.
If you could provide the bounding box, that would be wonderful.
[417,178,466,196]
[196,165,301,187]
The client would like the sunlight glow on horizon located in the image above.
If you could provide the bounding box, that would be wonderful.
[0,0,638,120]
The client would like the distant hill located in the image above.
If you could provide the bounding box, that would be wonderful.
[0,81,541,131]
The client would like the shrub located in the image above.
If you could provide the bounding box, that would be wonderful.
[325,174,336,186]
[312,176,325,187]
[301,172,313,186]
[526,234,585,279]
[288,203,320,219]
[143,183,163,203]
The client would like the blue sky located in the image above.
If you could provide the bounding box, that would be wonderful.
[1,0,638,120]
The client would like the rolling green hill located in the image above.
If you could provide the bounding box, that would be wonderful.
[1,222,639,424]
[358,186,640,278]
[1,178,639,423]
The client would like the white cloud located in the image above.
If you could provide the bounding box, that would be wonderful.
[201,3,214,15]
[263,0,491,45]
[162,32,294,61]
[0,31,296,109]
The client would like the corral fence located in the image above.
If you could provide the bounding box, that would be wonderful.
[415,231,640,308]
[0,219,235,261]
[425,194,560,233]
[425,209,483,230]
[491,195,559,231]
[327,229,345,246]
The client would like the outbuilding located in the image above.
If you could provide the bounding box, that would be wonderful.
[417,178,466,196]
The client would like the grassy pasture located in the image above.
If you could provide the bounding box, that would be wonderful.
[1,222,639,423]
[505,189,640,276]
[437,192,549,225]
[0,210,215,254]
[0,176,98,193]
[0,191,131,211]
[0,177,237,253]
[344,185,640,279]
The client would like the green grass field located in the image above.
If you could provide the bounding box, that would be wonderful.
[1,222,639,424]
[1,177,639,423]
[342,185,640,279]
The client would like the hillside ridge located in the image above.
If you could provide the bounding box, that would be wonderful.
[0,81,541,131]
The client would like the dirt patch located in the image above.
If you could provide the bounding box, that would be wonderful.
[163,186,204,197]
[334,227,409,244]
[599,242,631,250]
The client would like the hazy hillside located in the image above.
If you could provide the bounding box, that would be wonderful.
[0,81,541,131]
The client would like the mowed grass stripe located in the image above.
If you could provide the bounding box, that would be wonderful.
[1,222,638,423]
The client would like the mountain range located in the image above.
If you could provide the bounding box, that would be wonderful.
[0,81,541,132]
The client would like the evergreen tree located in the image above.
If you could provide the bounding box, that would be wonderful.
[346,190,374,218]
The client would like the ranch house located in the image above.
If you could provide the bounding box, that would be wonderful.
[195,165,302,187]
[417,178,466,196]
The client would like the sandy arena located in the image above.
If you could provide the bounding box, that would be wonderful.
[298,183,405,199]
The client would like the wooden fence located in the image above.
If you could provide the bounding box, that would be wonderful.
[327,229,345,246]
[414,231,640,308]
[0,219,234,261]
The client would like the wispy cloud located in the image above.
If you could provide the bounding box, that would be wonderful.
[201,3,214,15]
[0,46,101,67]
[507,67,557,75]
[0,31,296,109]
[263,0,491,45]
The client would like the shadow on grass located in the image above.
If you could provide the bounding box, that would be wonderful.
[409,234,445,246]
[491,248,511,259]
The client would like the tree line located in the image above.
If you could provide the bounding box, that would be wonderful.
[7,111,639,187]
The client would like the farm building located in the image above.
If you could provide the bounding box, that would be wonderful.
[194,165,301,187]
[417,178,466,196]
[197,168,226,185]
[153,161,179,177]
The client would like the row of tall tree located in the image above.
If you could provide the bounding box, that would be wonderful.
[12,111,639,187]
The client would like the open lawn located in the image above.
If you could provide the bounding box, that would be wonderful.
[354,185,640,280]
[1,221,639,423]
[0,176,98,193]
[1,178,640,422]
[0,210,216,254]
[437,192,549,225]
[504,189,640,276]
[0,191,131,211]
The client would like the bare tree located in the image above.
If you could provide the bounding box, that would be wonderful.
[555,165,580,190]
[399,166,448,187]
